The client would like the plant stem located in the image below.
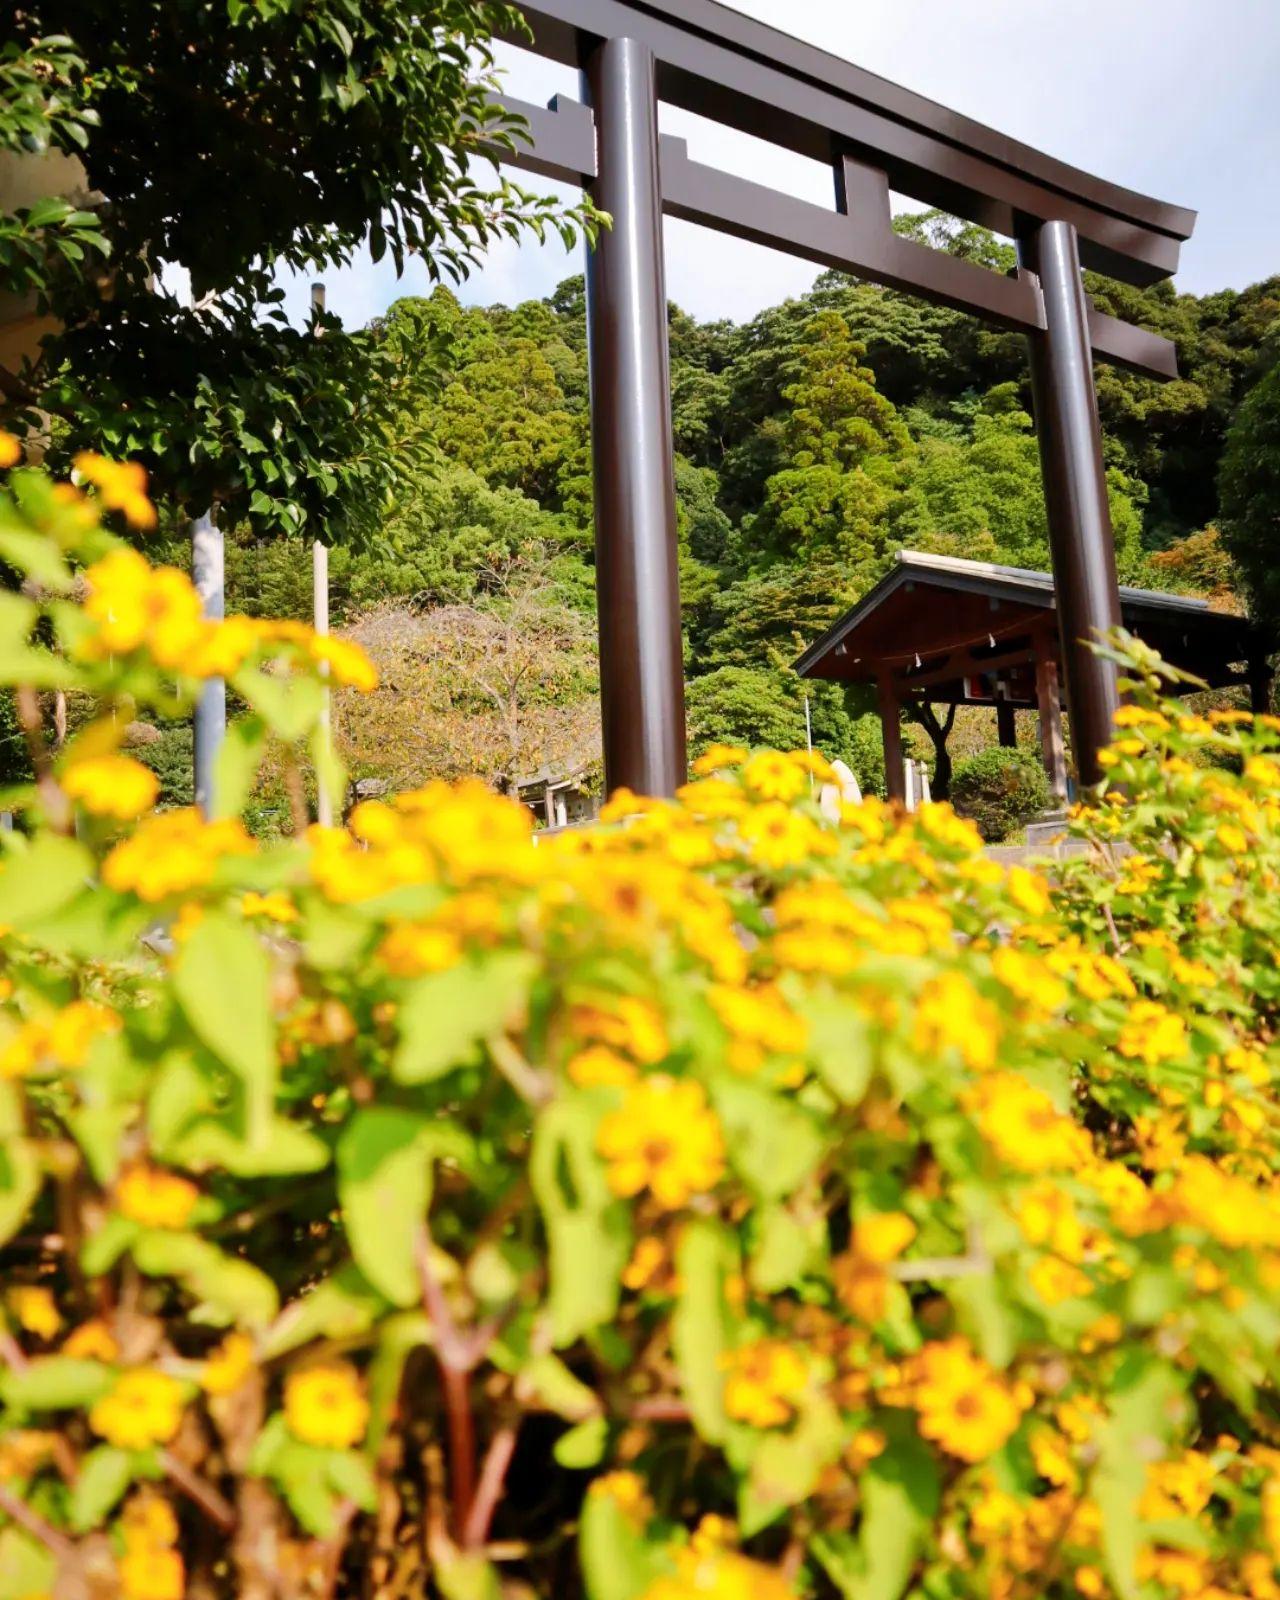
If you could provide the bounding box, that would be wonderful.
[441,1363,477,1538]
[14,684,69,831]
[0,1484,75,1561]
[160,1449,236,1531]
[462,1422,518,1550]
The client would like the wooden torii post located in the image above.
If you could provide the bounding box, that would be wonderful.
[486,0,1193,797]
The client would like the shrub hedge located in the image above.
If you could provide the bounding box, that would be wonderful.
[2,443,1280,1600]
[951,744,1052,841]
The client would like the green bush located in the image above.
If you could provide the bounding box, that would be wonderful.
[950,744,1050,841]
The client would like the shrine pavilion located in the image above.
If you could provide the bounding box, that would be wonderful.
[794,551,1268,803]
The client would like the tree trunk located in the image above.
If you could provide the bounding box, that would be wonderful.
[913,701,957,801]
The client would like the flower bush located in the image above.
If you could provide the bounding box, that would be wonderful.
[3,446,1280,1600]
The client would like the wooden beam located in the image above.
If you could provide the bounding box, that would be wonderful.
[996,702,1017,748]
[878,672,907,804]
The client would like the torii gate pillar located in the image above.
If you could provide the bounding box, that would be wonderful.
[583,36,686,798]
[1020,220,1123,788]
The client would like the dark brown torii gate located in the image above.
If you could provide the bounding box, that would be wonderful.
[490,0,1195,797]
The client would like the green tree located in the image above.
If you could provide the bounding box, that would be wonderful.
[1219,357,1280,637]
[2,4,597,540]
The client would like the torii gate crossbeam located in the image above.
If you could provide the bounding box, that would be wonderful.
[487,0,1195,798]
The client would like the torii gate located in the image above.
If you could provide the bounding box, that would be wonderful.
[490,0,1194,798]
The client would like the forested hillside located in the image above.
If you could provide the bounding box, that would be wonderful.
[143,214,1280,809]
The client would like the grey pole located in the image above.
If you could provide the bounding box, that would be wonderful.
[191,509,225,815]
[582,35,686,797]
[1019,220,1122,788]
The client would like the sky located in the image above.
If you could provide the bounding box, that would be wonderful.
[276,0,1280,332]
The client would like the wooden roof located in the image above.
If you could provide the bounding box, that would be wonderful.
[794,551,1262,697]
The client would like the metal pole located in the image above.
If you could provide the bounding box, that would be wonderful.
[1019,220,1121,789]
[191,509,225,816]
[313,539,333,827]
[582,35,686,797]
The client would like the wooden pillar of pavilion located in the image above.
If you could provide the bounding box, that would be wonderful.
[877,672,907,803]
[1034,629,1069,802]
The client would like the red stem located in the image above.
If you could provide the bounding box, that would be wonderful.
[441,1364,476,1538]
[461,1423,518,1550]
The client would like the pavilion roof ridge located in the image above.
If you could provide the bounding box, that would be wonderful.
[893,549,1213,613]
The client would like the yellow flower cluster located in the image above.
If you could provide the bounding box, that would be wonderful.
[911,1338,1030,1462]
[284,1361,369,1449]
[61,752,160,820]
[597,1076,725,1209]
[90,1370,185,1451]
[103,807,256,900]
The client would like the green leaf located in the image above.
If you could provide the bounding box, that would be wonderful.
[797,989,873,1103]
[530,1096,629,1347]
[435,1552,503,1600]
[672,1218,736,1444]
[0,1527,56,1600]
[211,714,268,819]
[0,1357,115,1411]
[0,528,72,589]
[513,1353,599,1420]
[393,952,534,1084]
[172,1114,330,1177]
[811,1424,940,1600]
[81,1214,139,1277]
[739,1395,845,1536]
[132,1231,279,1328]
[263,1265,389,1360]
[0,1136,41,1249]
[0,834,92,927]
[579,1481,670,1600]
[366,1311,433,1456]
[324,1448,378,1511]
[69,1446,134,1531]
[1093,1353,1189,1600]
[710,1079,823,1200]
[336,1108,435,1306]
[173,910,276,1144]
[750,1204,821,1294]
[554,1415,608,1469]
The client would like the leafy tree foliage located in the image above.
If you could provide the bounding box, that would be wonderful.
[1219,356,1280,637]
[1,4,597,540]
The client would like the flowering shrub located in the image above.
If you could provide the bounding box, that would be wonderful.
[3,449,1280,1600]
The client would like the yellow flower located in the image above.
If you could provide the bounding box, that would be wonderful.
[990,948,1067,1015]
[854,1211,917,1264]
[570,994,669,1065]
[915,803,983,854]
[622,1234,673,1293]
[82,549,204,665]
[62,1318,119,1362]
[691,744,748,776]
[741,751,806,802]
[707,983,807,1056]
[61,753,159,820]
[201,1332,255,1397]
[73,453,156,529]
[185,614,261,677]
[1006,866,1052,919]
[104,808,256,901]
[284,1361,369,1449]
[118,1547,184,1600]
[738,804,826,869]
[597,1075,725,1209]
[308,633,378,692]
[643,1547,795,1600]
[50,1000,122,1066]
[7,1285,62,1340]
[588,1470,653,1526]
[0,430,22,468]
[834,1212,915,1323]
[378,922,462,977]
[913,971,1001,1071]
[912,1338,1027,1462]
[116,1164,200,1230]
[1028,1255,1091,1305]
[1117,1000,1188,1065]
[121,1491,180,1550]
[567,1044,638,1088]
[240,890,299,924]
[721,1340,809,1428]
[90,1370,185,1450]
[968,1075,1090,1172]
[675,777,750,819]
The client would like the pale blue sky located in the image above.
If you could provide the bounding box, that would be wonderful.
[274,0,1280,331]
